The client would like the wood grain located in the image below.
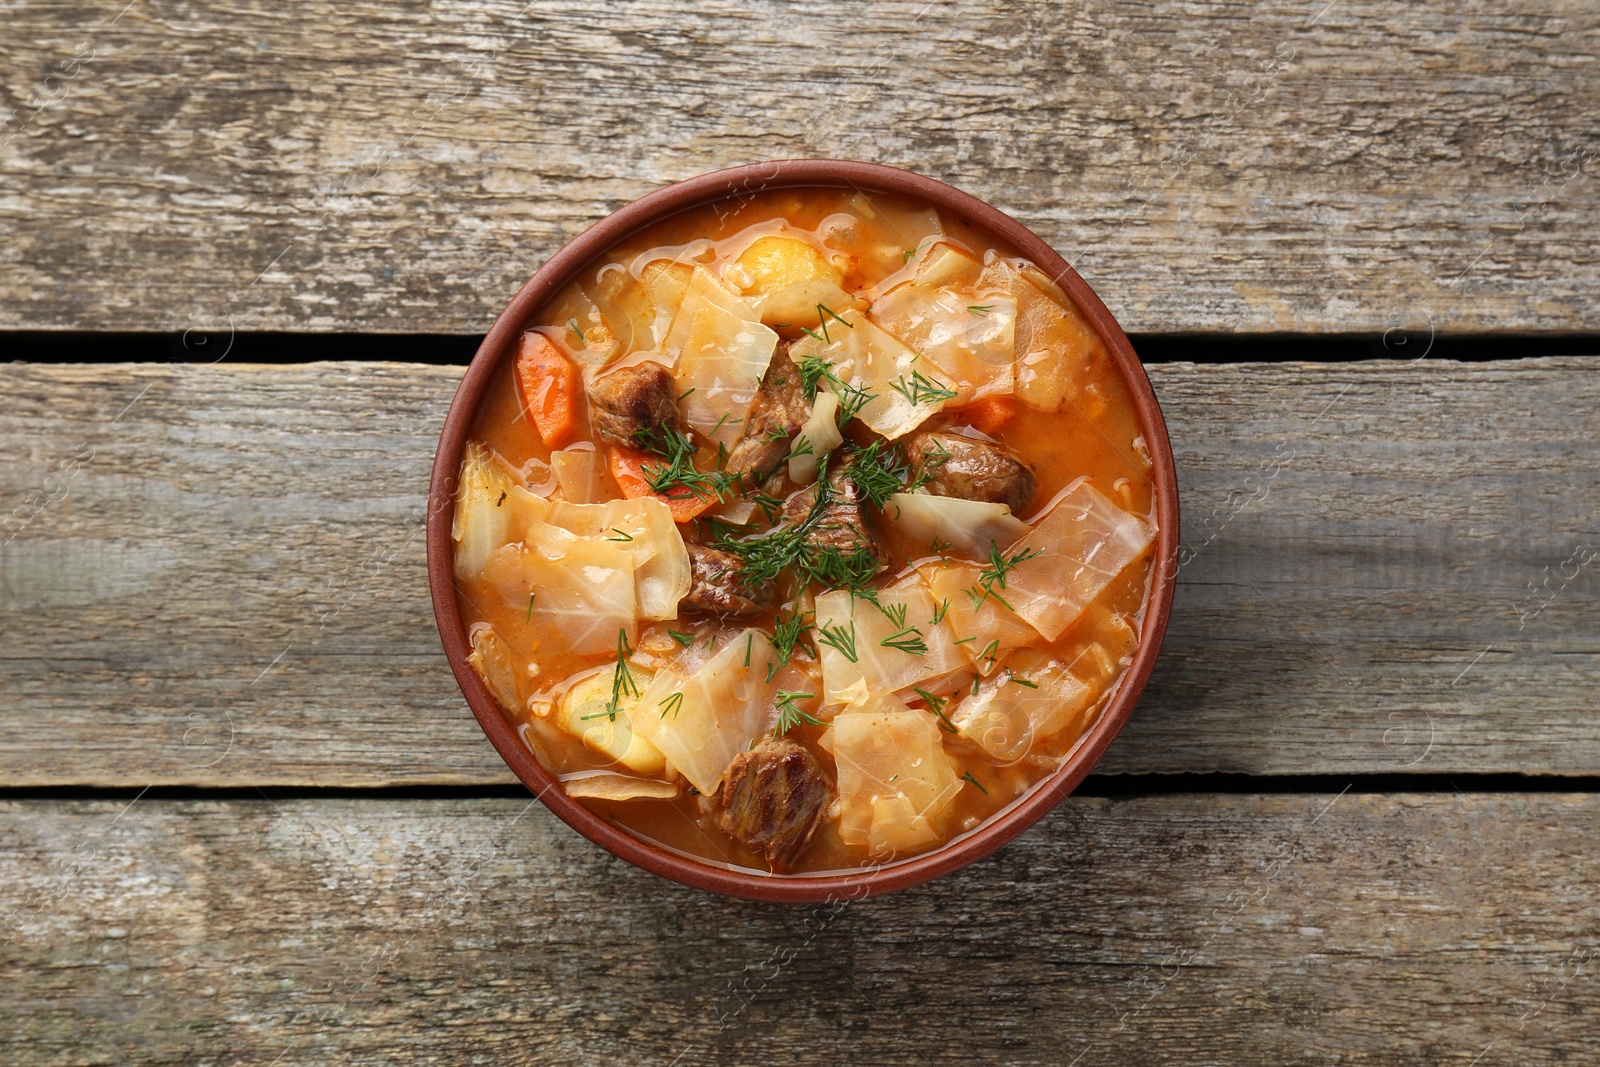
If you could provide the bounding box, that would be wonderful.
[2,358,1596,786]
[4,792,1598,1064]
[2,1,1596,334]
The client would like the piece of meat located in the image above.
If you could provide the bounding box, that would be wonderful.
[587,361,686,448]
[726,347,812,479]
[681,544,776,617]
[904,430,1037,514]
[782,465,888,571]
[716,738,833,868]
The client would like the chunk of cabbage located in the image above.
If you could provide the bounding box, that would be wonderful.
[845,192,945,280]
[629,628,781,795]
[486,524,639,656]
[788,306,954,440]
[827,693,961,856]
[544,496,691,621]
[813,580,966,705]
[453,441,551,581]
[662,267,779,449]
[883,493,1029,561]
[467,623,525,715]
[949,650,1094,762]
[977,258,1105,412]
[870,284,1016,403]
[551,445,604,504]
[1001,478,1155,641]
[922,561,1040,676]
[557,664,669,776]
[561,772,681,802]
[788,391,842,485]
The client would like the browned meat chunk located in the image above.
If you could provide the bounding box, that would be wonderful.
[588,361,686,448]
[904,430,1037,514]
[726,348,812,479]
[682,544,776,618]
[782,465,888,571]
[716,738,833,868]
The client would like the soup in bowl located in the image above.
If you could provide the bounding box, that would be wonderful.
[429,161,1177,900]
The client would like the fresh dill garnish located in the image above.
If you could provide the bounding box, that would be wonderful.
[805,544,881,592]
[931,598,951,625]
[525,592,536,623]
[749,490,785,524]
[880,626,928,655]
[961,771,988,794]
[954,635,977,645]
[677,386,696,401]
[708,459,879,595]
[743,632,754,667]
[889,370,958,407]
[666,629,696,647]
[1007,670,1040,689]
[847,440,911,508]
[817,618,859,663]
[913,687,958,733]
[966,304,994,317]
[907,439,950,493]
[876,600,909,628]
[772,690,823,738]
[600,628,640,721]
[657,691,685,718]
[929,535,953,556]
[636,426,737,503]
[788,433,814,461]
[567,318,585,342]
[902,248,916,263]
[817,303,853,334]
[971,542,1044,608]
[796,353,874,423]
[978,638,1000,666]
[766,608,814,682]
[710,412,735,438]
[605,527,634,542]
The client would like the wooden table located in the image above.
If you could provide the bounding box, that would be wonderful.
[5,2,1598,1062]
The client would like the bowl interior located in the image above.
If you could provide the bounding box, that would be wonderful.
[427,160,1180,902]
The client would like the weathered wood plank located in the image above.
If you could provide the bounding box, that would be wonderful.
[4,793,1598,1064]
[2,1,1595,333]
[1,358,1596,785]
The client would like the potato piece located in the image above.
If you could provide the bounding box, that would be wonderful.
[736,235,843,296]
[734,236,857,331]
[558,667,669,776]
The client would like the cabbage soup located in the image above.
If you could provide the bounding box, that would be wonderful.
[452,187,1156,874]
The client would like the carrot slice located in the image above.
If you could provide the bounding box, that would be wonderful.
[956,395,1019,435]
[515,331,578,449]
[608,446,717,523]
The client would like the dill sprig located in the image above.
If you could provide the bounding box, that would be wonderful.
[817,618,859,663]
[880,626,928,656]
[525,592,536,623]
[961,771,988,794]
[605,527,634,542]
[913,686,958,733]
[797,353,875,424]
[666,629,696,647]
[971,542,1045,608]
[657,691,685,718]
[847,441,911,509]
[890,369,958,407]
[766,608,815,682]
[635,425,737,503]
[772,690,823,738]
[966,304,994,317]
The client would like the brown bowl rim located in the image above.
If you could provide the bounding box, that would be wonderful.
[427,159,1179,903]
